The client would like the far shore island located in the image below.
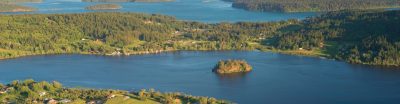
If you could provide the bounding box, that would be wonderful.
[0,0,42,3]
[0,0,41,13]
[85,4,122,10]
[82,0,175,2]
[0,3,36,12]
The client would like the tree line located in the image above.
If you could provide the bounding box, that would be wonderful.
[0,12,290,59]
[271,10,400,66]
[229,0,400,12]
[1,10,399,66]
[0,79,230,104]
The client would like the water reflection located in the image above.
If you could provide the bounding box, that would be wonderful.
[1,51,400,104]
[215,72,250,85]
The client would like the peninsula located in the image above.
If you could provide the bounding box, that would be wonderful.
[0,10,399,67]
[86,4,122,10]
[0,79,231,104]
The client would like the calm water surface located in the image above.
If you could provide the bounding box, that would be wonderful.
[0,51,400,104]
[1,1,399,103]
[4,0,319,23]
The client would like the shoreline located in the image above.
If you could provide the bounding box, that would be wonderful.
[0,79,232,104]
[2,49,396,68]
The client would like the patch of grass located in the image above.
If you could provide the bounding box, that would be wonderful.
[105,96,159,104]
[68,99,87,104]
[320,41,340,58]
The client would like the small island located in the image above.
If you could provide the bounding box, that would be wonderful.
[0,3,36,12]
[85,4,122,10]
[213,60,252,74]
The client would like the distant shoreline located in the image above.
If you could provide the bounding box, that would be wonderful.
[81,0,175,3]
[0,10,399,67]
[224,0,400,12]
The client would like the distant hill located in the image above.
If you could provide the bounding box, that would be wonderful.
[227,0,400,12]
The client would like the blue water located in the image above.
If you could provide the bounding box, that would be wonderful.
[0,51,400,104]
[1,1,399,104]
[4,0,318,23]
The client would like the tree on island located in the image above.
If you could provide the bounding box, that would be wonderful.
[213,59,252,74]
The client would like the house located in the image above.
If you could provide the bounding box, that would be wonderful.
[39,91,46,97]
[107,94,116,99]
[46,99,57,104]
[59,99,71,103]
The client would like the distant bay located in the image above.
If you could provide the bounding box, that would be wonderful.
[3,0,318,23]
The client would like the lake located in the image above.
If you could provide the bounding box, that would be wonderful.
[6,0,319,23]
[1,0,399,104]
[1,51,400,104]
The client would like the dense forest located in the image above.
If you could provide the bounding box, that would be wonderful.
[0,79,230,104]
[0,10,399,66]
[0,12,290,59]
[271,10,400,66]
[228,0,400,12]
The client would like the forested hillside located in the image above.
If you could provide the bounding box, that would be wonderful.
[0,10,399,66]
[0,12,290,59]
[272,10,400,66]
[229,0,400,12]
